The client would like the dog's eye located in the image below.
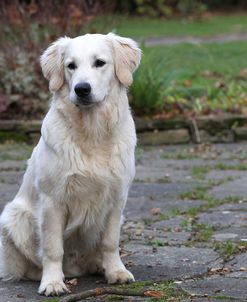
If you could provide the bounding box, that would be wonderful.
[95,59,106,68]
[67,62,76,70]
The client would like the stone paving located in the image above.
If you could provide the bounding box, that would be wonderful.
[0,142,247,301]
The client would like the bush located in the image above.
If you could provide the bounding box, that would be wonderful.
[0,0,111,119]
[120,0,208,18]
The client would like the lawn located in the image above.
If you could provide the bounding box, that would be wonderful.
[86,14,247,40]
[1,14,247,119]
[131,41,247,116]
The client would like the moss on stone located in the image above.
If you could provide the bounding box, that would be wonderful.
[0,131,28,143]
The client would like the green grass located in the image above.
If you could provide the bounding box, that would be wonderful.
[191,166,211,180]
[214,241,239,259]
[119,280,189,301]
[146,239,168,247]
[193,223,214,242]
[135,146,144,163]
[86,14,247,40]
[149,281,189,301]
[180,185,210,200]
[156,208,181,222]
[131,41,247,115]
[214,162,247,170]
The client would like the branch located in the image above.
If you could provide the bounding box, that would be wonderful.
[61,287,162,302]
[191,118,201,144]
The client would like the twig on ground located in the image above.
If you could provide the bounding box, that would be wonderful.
[61,287,162,302]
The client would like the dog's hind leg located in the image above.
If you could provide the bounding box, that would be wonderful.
[25,264,42,281]
[0,198,40,280]
[0,230,28,280]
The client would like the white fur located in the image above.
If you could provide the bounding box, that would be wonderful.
[0,33,141,296]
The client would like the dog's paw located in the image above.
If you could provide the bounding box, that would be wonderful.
[106,269,135,284]
[38,279,69,296]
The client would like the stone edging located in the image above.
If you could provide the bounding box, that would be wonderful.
[135,115,247,145]
[0,115,247,145]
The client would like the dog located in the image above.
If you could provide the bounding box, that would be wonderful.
[0,33,141,296]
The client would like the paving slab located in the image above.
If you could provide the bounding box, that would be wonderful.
[212,226,247,242]
[0,171,24,185]
[182,299,241,302]
[0,142,247,301]
[0,183,20,207]
[215,202,247,211]
[181,276,247,300]
[123,227,191,245]
[229,253,247,270]
[198,210,247,228]
[129,182,197,199]
[135,165,192,183]
[123,244,221,282]
[125,196,207,220]
[0,160,26,172]
[227,271,247,278]
[152,215,188,230]
[206,170,246,181]
[209,177,247,200]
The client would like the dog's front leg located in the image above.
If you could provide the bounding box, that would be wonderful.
[101,206,134,284]
[38,195,68,296]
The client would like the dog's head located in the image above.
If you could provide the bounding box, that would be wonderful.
[40,33,141,108]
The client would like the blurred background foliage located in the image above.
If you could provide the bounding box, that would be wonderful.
[1,0,247,119]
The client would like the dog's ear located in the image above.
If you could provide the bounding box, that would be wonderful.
[108,33,141,87]
[40,37,70,92]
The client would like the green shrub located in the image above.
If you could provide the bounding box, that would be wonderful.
[130,42,247,117]
[0,48,49,119]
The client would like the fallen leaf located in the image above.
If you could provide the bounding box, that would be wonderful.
[240,267,247,271]
[239,245,247,252]
[66,278,78,286]
[238,68,247,79]
[144,290,163,298]
[150,208,161,215]
[95,288,103,296]
[215,81,226,89]
[183,80,192,87]
[135,229,143,236]
[209,267,232,275]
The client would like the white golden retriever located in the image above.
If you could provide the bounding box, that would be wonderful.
[0,33,141,296]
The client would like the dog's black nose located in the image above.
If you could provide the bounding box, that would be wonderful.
[74,83,91,98]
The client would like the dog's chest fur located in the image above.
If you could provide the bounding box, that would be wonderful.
[56,141,133,234]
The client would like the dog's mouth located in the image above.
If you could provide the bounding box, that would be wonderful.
[75,96,96,107]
